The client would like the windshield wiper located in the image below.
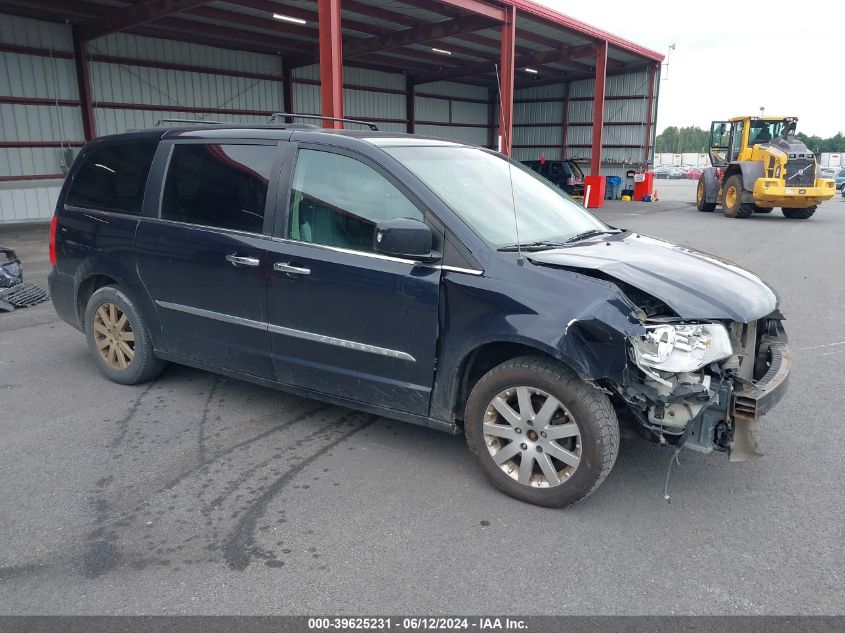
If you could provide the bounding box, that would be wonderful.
[497,240,568,252]
[565,228,622,243]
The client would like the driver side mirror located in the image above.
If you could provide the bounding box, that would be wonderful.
[373,218,440,262]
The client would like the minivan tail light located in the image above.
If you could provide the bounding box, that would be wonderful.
[49,215,58,267]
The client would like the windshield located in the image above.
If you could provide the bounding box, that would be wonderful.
[384,146,606,247]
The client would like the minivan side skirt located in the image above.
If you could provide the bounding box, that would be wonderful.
[153,348,460,435]
[156,300,417,362]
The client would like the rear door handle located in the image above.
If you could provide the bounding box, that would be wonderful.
[226,254,260,267]
[274,262,310,275]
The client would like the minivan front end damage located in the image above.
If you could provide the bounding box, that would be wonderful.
[618,313,790,460]
[528,234,791,461]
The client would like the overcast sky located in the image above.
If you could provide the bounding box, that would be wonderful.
[535,0,844,137]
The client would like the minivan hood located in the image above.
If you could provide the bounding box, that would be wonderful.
[528,233,777,322]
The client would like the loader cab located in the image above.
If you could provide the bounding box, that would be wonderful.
[710,117,790,166]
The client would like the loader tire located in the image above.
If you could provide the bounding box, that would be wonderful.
[782,206,816,219]
[721,175,752,218]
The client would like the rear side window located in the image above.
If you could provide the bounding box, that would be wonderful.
[66,141,157,215]
[161,144,276,234]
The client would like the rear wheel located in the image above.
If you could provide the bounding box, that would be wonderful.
[721,175,753,218]
[696,179,716,211]
[464,356,619,508]
[782,206,816,219]
[84,285,166,385]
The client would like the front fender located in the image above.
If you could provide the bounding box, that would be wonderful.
[430,266,644,423]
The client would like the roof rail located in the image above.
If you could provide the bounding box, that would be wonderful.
[155,118,226,126]
[268,112,379,131]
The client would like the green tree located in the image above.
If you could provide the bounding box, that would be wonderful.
[655,126,709,153]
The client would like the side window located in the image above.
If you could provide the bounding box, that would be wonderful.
[66,141,157,214]
[288,149,423,252]
[161,144,275,233]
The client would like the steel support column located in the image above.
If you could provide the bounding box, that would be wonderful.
[318,0,344,128]
[590,40,607,175]
[561,81,570,159]
[498,6,516,155]
[72,27,95,141]
[282,58,294,121]
[643,63,656,165]
[406,77,415,134]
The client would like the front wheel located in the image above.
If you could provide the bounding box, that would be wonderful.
[84,285,166,385]
[464,356,619,508]
[721,175,753,218]
[782,206,816,219]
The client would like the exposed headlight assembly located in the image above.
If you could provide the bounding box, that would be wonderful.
[630,323,733,374]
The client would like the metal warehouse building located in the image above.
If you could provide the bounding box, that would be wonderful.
[0,0,662,224]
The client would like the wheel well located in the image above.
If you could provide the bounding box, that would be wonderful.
[453,342,558,423]
[722,165,742,184]
[76,274,118,327]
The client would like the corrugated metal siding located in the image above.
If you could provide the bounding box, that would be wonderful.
[0,184,62,223]
[89,62,282,110]
[1,16,79,222]
[415,124,487,146]
[514,83,565,100]
[91,32,282,76]
[0,14,72,49]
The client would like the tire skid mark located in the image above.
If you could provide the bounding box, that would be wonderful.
[109,380,158,450]
[158,403,331,494]
[223,414,377,571]
[204,409,344,514]
[197,376,221,466]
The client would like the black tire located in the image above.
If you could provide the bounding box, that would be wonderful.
[721,175,753,218]
[753,205,773,213]
[782,206,816,219]
[84,285,166,385]
[464,356,619,508]
[696,179,716,212]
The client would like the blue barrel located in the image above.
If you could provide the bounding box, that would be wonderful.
[605,176,622,200]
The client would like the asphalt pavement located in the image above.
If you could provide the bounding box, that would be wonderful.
[1,184,843,614]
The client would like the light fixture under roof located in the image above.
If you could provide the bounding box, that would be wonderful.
[524,67,539,74]
[431,47,452,55]
[273,13,306,25]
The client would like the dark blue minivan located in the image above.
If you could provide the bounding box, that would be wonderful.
[49,123,791,507]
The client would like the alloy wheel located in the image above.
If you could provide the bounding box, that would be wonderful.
[92,302,135,370]
[483,386,581,488]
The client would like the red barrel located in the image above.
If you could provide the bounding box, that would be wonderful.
[633,172,654,201]
[584,175,606,208]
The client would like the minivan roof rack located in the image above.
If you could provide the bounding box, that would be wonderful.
[155,118,226,126]
[268,112,379,131]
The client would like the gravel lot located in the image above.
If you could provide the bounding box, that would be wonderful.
[1,187,843,615]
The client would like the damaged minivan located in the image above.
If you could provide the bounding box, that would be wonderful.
[49,123,791,507]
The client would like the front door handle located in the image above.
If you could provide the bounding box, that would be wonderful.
[226,254,260,267]
[274,262,311,275]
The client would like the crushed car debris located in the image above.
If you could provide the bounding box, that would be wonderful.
[0,245,49,312]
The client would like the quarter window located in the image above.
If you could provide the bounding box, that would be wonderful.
[288,149,423,252]
[161,144,276,233]
[66,141,157,215]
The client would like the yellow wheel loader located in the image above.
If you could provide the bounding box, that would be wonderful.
[697,117,836,219]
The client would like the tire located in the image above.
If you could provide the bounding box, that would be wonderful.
[721,175,753,218]
[782,206,816,219]
[753,205,773,213]
[84,285,166,385]
[696,179,716,212]
[464,356,619,508]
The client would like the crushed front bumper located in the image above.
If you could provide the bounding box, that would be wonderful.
[729,339,791,461]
